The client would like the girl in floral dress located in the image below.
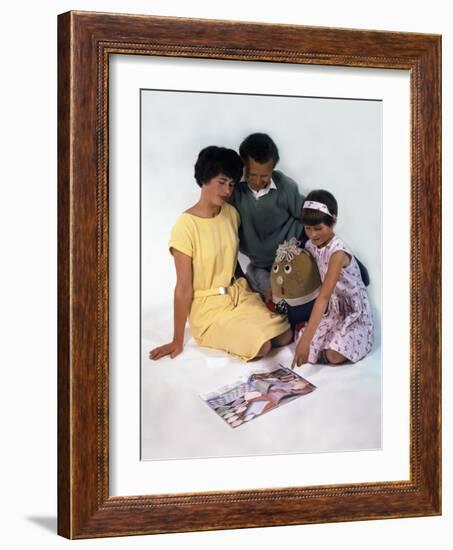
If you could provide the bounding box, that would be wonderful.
[293,190,374,367]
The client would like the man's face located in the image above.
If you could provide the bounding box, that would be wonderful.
[243,158,274,191]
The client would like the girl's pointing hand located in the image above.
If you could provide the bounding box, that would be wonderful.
[292,335,310,368]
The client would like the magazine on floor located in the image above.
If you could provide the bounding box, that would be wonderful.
[201,365,316,428]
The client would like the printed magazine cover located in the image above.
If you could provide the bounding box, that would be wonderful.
[201,366,316,428]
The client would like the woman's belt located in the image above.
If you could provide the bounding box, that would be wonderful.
[193,285,233,298]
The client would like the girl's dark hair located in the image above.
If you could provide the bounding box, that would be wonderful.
[239,133,280,165]
[301,189,338,227]
[194,146,243,187]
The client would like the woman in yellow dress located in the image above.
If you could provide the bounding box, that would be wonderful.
[149,146,292,362]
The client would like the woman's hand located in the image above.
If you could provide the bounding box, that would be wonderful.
[149,250,192,362]
[292,334,311,367]
[149,341,183,361]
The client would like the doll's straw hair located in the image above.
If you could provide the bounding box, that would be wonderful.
[275,238,302,263]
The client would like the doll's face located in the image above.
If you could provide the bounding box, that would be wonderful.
[270,250,321,300]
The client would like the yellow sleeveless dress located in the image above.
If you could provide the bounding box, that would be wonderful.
[169,203,289,361]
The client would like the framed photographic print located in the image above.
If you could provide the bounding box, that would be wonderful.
[58,11,441,538]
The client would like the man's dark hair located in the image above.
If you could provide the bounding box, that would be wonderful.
[194,146,243,187]
[239,133,280,165]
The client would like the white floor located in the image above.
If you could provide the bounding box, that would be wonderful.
[142,325,381,461]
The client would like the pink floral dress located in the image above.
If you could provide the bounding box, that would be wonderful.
[298,236,374,363]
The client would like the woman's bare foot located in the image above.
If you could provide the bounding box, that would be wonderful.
[271,328,293,347]
[253,340,272,359]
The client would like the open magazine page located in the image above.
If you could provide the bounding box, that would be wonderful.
[201,366,316,428]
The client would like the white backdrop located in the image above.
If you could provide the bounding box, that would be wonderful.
[1,0,450,549]
[141,85,382,325]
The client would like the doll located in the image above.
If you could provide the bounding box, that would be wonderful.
[270,238,321,329]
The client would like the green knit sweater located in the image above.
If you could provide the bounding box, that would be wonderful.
[229,170,305,269]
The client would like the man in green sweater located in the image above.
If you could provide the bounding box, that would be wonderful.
[229,133,306,299]
[229,132,370,301]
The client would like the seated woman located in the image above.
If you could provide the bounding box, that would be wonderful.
[149,145,292,362]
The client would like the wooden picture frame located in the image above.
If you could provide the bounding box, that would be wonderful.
[58,10,441,539]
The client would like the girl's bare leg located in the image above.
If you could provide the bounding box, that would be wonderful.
[271,328,293,348]
[324,349,347,365]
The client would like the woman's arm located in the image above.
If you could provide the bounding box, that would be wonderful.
[292,250,349,367]
[149,249,193,360]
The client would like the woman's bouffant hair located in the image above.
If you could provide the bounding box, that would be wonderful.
[194,146,243,187]
[301,189,338,227]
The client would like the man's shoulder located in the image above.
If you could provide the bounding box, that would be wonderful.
[229,181,250,206]
[272,170,299,191]
[231,181,249,194]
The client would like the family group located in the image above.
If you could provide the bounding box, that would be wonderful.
[149,133,374,367]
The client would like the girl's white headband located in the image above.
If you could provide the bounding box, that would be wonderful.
[303,200,333,217]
